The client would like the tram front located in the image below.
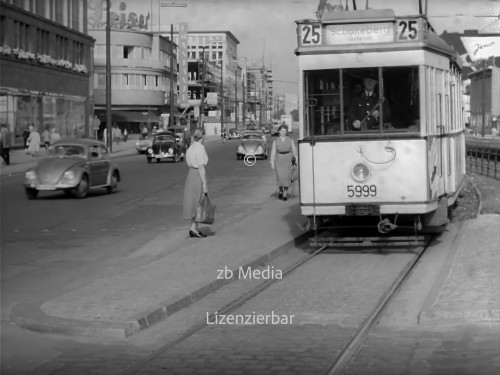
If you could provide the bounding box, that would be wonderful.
[295,8,465,234]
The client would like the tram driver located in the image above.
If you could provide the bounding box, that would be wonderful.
[348,71,391,131]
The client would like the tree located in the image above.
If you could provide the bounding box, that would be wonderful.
[290,109,299,122]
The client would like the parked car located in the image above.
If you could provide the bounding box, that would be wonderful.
[146,131,185,163]
[23,139,121,199]
[136,135,153,154]
[167,125,191,148]
[236,132,269,160]
[228,128,241,139]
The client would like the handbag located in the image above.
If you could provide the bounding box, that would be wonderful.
[195,193,216,225]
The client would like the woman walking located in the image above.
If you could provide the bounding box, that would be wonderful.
[27,127,41,157]
[182,129,209,238]
[269,124,297,201]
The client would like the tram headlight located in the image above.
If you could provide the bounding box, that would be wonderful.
[352,163,370,182]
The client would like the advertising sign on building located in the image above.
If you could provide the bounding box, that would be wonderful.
[177,22,189,108]
[207,93,218,106]
[87,0,150,30]
[461,37,500,61]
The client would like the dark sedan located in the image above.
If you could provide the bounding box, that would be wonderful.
[23,139,121,199]
[146,131,185,163]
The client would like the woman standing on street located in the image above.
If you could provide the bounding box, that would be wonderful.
[269,124,297,201]
[182,128,209,238]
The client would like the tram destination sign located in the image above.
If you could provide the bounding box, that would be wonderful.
[299,18,425,47]
[325,22,394,45]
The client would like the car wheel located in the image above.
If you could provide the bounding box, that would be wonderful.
[74,175,89,199]
[147,157,152,163]
[174,154,181,163]
[64,189,73,197]
[25,188,38,200]
[107,171,118,194]
[156,158,161,163]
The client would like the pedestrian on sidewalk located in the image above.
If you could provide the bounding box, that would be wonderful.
[50,128,61,144]
[0,124,11,165]
[123,128,128,142]
[41,128,50,150]
[182,128,209,238]
[23,126,31,154]
[269,125,297,201]
[27,127,41,157]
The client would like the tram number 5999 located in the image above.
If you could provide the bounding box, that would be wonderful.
[347,185,377,198]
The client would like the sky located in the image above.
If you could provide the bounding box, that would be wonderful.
[112,0,500,96]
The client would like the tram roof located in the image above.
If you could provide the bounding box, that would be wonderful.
[295,9,459,64]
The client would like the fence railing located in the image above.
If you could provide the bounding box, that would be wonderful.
[466,145,500,180]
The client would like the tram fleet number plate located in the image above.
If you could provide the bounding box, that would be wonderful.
[347,185,377,198]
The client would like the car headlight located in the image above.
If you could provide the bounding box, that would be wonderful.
[238,146,245,153]
[256,146,263,153]
[25,170,36,180]
[352,163,370,182]
[63,170,76,180]
[136,141,139,146]
[148,148,153,154]
[168,147,174,154]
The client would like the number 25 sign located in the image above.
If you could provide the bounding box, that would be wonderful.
[300,24,322,46]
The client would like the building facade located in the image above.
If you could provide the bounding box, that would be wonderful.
[87,0,178,136]
[0,0,93,147]
[89,29,178,135]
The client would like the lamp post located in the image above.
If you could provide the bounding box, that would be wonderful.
[199,46,208,131]
[233,57,247,132]
[105,0,112,152]
[220,61,224,134]
[160,2,187,128]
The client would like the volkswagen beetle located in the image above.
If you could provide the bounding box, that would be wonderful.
[236,131,269,160]
[23,139,121,199]
[146,131,185,163]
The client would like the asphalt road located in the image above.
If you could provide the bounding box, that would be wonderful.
[0,136,277,373]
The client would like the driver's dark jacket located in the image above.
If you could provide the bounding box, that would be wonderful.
[348,92,391,130]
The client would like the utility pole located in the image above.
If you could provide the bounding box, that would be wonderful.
[169,24,175,127]
[234,67,238,130]
[220,61,224,134]
[199,46,208,131]
[105,0,112,152]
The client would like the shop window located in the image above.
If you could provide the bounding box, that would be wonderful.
[123,46,134,59]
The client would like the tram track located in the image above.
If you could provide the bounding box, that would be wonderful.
[119,234,434,375]
[325,236,433,375]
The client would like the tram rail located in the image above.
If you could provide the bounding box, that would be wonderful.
[118,231,433,375]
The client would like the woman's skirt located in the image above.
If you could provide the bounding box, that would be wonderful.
[275,153,293,188]
[183,168,202,220]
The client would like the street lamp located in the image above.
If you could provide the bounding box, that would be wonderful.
[199,46,208,131]
[233,57,248,132]
[160,2,187,128]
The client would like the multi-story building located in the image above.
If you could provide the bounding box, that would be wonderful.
[172,30,240,133]
[0,0,93,146]
[88,1,177,136]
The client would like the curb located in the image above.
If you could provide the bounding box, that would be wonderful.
[11,231,310,339]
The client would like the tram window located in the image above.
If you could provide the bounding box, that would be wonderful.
[304,66,420,136]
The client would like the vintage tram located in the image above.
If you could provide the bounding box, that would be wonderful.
[295,8,465,238]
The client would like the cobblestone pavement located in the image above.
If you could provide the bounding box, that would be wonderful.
[344,325,500,375]
[134,325,355,375]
